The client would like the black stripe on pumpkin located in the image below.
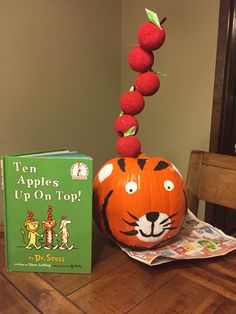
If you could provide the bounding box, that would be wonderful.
[101,190,115,240]
[154,160,169,171]
[117,158,125,172]
[137,158,147,170]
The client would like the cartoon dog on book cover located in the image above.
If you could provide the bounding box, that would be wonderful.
[57,216,74,250]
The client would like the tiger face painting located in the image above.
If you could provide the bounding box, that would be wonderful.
[93,154,187,250]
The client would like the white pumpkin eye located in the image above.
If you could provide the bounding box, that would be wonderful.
[164,180,174,191]
[125,181,137,194]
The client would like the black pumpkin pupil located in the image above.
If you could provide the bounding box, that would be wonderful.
[129,189,133,193]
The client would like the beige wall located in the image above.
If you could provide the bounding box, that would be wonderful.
[0,0,121,222]
[121,0,220,178]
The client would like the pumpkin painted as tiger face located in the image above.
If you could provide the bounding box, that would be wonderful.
[93,154,187,250]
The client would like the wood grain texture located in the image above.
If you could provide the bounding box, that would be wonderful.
[192,252,236,279]
[203,152,236,170]
[1,223,236,313]
[68,261,179,313]
[0,238,83,313]
[186,150,204,214]
[128,274,228,314]
[186,150,236,220]
[1,270,83,314]
[178,262,236,302]
[199,165,236,207]
[214,298,236,314]
[39,241,128,296]
[0,273,40,314]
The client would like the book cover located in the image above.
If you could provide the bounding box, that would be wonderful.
[1,150,92,273]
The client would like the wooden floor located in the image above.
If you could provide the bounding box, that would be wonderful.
[0,225,236,314]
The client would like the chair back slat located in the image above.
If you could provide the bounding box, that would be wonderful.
[203,153,236,171]
[198,164,236,209]
[186,150,236,214]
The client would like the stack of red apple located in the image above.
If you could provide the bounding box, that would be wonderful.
[115,9,166,157]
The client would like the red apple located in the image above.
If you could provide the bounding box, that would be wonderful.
[128,46,154,72]
[138,21,165,52]
[114,114,139,137]
[116,136,141,157]
[135,71,160,96]
[120,91,145,115]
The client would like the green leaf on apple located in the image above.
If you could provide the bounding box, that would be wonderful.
[157,71,167,77]
[124,126,136,137]
[145,8,161,28]
[129,86,135,92]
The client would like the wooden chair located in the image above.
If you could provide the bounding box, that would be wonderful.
[186,150,236,222]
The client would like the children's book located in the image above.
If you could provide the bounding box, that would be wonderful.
[1,149,92,273]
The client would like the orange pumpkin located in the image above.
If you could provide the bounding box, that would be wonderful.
[93,154,187,250]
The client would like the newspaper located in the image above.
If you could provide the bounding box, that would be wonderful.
[120,209,236,266]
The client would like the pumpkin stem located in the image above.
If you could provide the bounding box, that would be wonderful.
[138,152,148,159]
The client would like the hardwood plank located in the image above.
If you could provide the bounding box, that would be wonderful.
[187,293,228,314]
[214,298,236,314]
[192,251,236,280]
[0,240,83,314]
[1,220,236,313]
[178,263,236,302]
[68,260,179,313]
[39,240,129,295]
[0,274,40,314]
[1,269,83,313]
[127,273,233,314]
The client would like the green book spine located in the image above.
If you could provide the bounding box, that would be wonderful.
[1,151,92,273]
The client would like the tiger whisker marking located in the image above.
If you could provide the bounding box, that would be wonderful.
[120,230,138,236]
[122,219,138,227]
[160,212,177,225]
[127,211,139,221]
[163,226,177,230]
[162,220,175,227]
